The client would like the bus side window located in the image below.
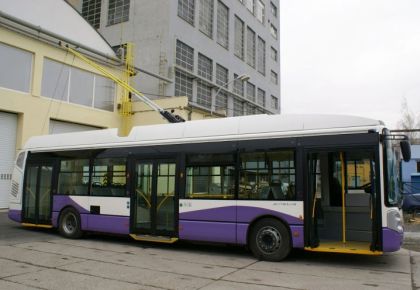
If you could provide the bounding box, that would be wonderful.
[91,158,127,197]
[58,159,90,196]
[239,150,296,200]
[185,153,235,199]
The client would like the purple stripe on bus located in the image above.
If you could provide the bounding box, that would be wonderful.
[80,214,88,231]
[180,206,236,222]
[52,212,59,227]
[382,227,403,252]
[236,223,248,244]
[8,209,21,223]
[85,214,130,235]
[179,205,303,225]
[179,220,236,243]
[290,225,304,248]
[52,195,89,214]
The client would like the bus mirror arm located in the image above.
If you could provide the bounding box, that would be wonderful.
[382,133,411,162]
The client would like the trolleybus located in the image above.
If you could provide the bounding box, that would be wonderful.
[8,114,410,261]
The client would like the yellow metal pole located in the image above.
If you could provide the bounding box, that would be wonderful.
[65,45,139,136]
[121,43,135,136]
[340,152,346,244]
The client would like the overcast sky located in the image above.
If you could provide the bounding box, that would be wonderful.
[280,0,420,128]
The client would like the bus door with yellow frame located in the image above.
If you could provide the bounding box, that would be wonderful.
[305,149,381,254]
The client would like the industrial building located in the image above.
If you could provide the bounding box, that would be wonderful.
[69,0,281,116]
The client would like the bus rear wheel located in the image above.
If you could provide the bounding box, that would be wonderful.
[59,208,82,239]
[249,218,291,261]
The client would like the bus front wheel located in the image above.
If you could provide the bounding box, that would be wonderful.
[59,208,83,239]
[249,218,291,261]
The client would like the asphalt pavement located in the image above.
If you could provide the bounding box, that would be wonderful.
[0,210,419,290]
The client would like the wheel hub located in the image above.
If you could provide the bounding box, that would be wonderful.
[257,226,281,254]
[63,213,77,234]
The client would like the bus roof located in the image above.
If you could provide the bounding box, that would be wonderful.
[25,114,383,151]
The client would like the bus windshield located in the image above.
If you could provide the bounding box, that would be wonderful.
[384,132,401,206]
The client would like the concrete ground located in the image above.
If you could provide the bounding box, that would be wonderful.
[0,210,419,290]
[404,213,420,253]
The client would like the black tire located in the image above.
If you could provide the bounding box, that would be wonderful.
[249,218,291,261]
[58,208,83,239]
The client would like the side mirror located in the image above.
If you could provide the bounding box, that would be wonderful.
[400,140,411,162]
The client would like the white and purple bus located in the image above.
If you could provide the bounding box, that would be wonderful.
[8,114,410,261]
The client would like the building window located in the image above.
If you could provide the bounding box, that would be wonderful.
[197,80,212,108]
[70,67,94,107]
[271,95,279,110]
[185,154,235,199]
[270,2,278,18]
[245,103,256,115]
[257,88,265,107]
[271,47,278,62]
[239,150,296,200]
[245,0,254,14]
[256,108,265,114]
[199,0,214,38]
[255,0,265,23]
[233,98,244,116]
[246,27,256,68]
[175,70,193,100]
[176,40,194,71]
[271,70,278,84]
[178,0,195,25]
[233,73,244,96]
[198,53,213,81]
[246,82,255,102]
[417,161,420,172]
[0,43,32,93]
[215,90,228,112]
[41,58,115,111]
[94,75,115,111]
[234,16,245,60]
[216,64,229,87]
[41,59,69,101]
[107,0,130,26]
[92,158,126,197]
[257,37,266,75]
[216,1,229,48]
[58,159,90,195]
[82,0,101,29]
[270,24,278,39]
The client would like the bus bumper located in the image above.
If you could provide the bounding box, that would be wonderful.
[382,227,403,252]
[8,209,21,223]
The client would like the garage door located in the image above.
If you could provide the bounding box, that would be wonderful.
[0,112,17,208]
[49,120,101,134]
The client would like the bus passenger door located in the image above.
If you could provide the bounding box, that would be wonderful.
[306,153,321,248]
[131,159,178,238]
[22,162,55,225]
[305,149,380,254]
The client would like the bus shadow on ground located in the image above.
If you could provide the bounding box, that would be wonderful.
[13,226,413,267]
